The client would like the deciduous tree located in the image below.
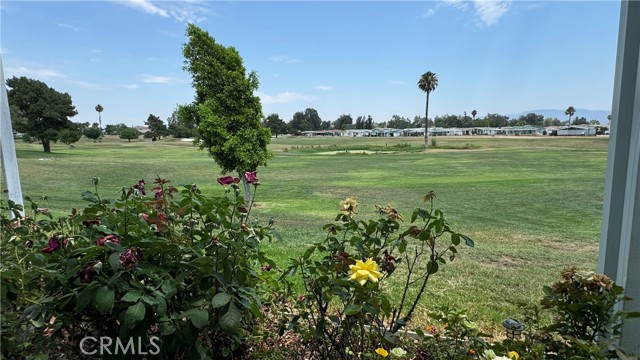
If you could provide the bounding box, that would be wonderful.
[263,113,288,138]
[6,76,78,152]
[119,127,140,142]
[183,23,272,204]
[83,125,102,141]
[58,128,81,147]
[333,114,353,130]
[387,115,410,129]
[144,114,167,140]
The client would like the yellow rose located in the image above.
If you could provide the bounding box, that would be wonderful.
[508,351,520,360]
[375,348,388,357]
[349,258,382,285]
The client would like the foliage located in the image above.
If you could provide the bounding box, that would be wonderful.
[387,115,411,129]
[473,113,510,128]
[333,114,353,130]
[182,23,272,205]
[263,113,288,138]
[283,193,474,359]
[167,108,198,139]
[415,305,490,359]
[289,108,324,133]
[6,76,78,152]
[57,128,82,146]
[513,113,544,126]
[83,125,102,141]
[355,115,374,130]
[119,127,140,142]
[488,268,639,360]
[0,177,279,359]
[104,123,130,136]
[144,114,168,140]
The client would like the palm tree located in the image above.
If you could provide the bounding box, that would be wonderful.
[95,104,104,134]
[565,106,575,127]
[418,71,438,148]
[471,109,477,120]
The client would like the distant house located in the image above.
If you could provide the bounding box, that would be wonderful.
[504,125,545,136]
[372,128,402,137]
[133,126,150,134]
[475,127,503,136]
[344,129,373,137]
[557,125,597,136]
[545,126,561,136]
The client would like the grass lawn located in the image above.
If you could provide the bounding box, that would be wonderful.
[8,135,608,335]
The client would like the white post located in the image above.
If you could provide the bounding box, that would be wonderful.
[0,56,24,217]
[598,0,640,353]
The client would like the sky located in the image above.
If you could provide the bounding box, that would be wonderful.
[1,0,621,127]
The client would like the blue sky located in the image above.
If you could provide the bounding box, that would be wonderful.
[1,1,621,127]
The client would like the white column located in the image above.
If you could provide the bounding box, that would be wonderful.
[598,0,640,353]
[0,56,24,217]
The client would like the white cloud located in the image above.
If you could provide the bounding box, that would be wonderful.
[442,0,511,27]
[443,0,470,12]
[141,75,172,84]
[118,0,168,17]
[314,85,331,91]
[473,0,510,27]
[6,66,65,79]
[65,80,104,90]
[269,55,300,64]
[91,48,104,54]
[116,0,211,23]
[257,91,316,105]
[0,48,9,54]
[57,23,82,31]
[389,80,405,85]
[423,8,436,17]
[121,83,141,89]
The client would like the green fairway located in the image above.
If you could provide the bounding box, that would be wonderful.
[8,135,608,335]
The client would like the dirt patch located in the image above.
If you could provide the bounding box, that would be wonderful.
[483,255,527,270]
[315,150,397,155]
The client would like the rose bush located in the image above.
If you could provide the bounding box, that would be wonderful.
[281,192,475,359]
[1,174,280,359]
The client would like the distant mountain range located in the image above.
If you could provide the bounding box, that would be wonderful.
[508,109,611,124]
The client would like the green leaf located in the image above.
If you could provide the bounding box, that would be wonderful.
[142,294,158,306]
[121,290,142,302]
[451,233,460,246]
[159,321,176,335]
[76,284,99,311]
[219,303,242,334]
[161,282,177,298]
[81,191,99,203]
[460,234,475,247]
[95,286,115,314]
[123,302,146,329]
[188,309,209,329]
[426,261,439,274]
[302,246,315,259]
[211,292,231,309]
[109,252,121,270]
[154,294,167,316]
[271,229,283,241]
[344,304,362,316]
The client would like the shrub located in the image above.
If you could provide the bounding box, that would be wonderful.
[1,175,278,359]
[282,192,475,359]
